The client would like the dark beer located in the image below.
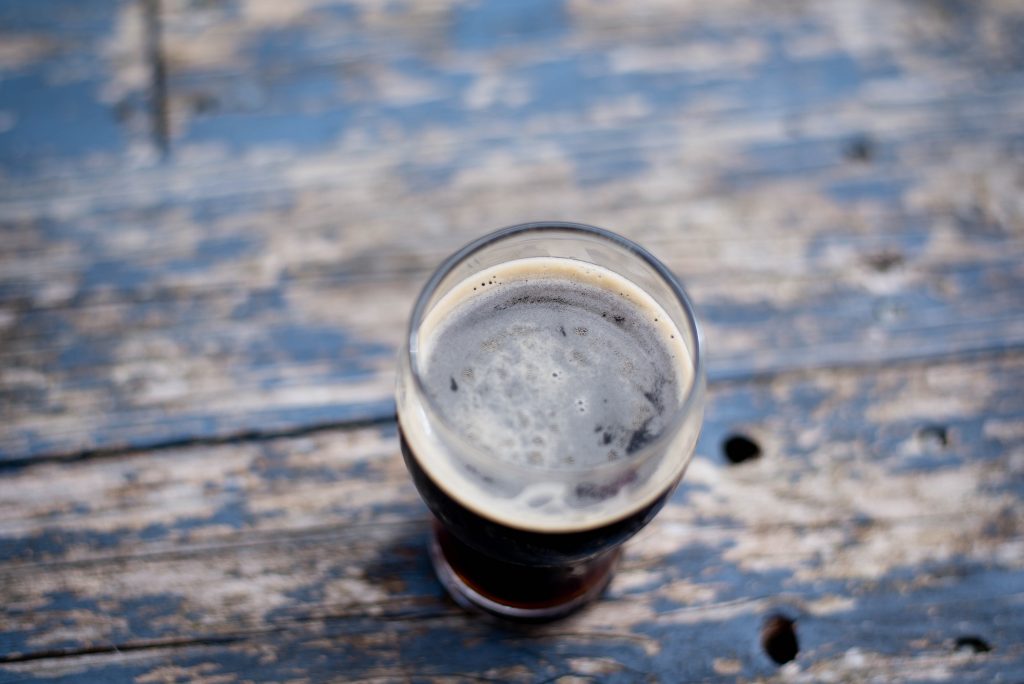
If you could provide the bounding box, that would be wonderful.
[400,427,680,614]
[397,226,704,619]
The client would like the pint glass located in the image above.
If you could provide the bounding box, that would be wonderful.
[396,222,705,620]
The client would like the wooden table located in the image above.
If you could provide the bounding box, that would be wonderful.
[2,1,1023,681]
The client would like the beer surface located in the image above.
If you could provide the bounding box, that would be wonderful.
[422,260,683,469]
[411,256,695,529]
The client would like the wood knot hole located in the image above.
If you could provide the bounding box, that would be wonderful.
[761,614,799,665]
[865,250,904,272]
[723,433,761,465]
[844,134,875,162]
[954,636,991,653]
[918,424,949,449]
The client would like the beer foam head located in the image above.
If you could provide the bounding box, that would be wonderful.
[401,257,698,532]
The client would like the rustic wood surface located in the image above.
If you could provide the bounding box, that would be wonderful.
[1,0,1022,681]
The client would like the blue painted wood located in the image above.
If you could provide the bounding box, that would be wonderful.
[4,591,1022,683]
[157,0,1023,162]
[0,0,1022,461]
[3,220,1023,461]
[1,355,1021,680]
[1,0,1023,679]
[0,0,152,177]
[4,353,1021,564]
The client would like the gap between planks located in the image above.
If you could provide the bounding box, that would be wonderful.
[1,344,1021,470]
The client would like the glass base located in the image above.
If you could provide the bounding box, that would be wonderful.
[428,522,620,621]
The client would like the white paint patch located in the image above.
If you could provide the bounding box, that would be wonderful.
[656,416,1019,583]
[463,73,530,110]
[0,34,55,69]
[0,366,47,388]
[100,3,148,103]
[609,38,765,74]
[26,610,129,649]
[136,663,238,684]
[865,366,996,423]
[0,110,16,133]
[984,419,1024,443]
[568,657,622,676]
[806,595,857,615]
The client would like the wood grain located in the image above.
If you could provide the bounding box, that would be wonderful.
[2,0,1023,463]
[2,0,1023,680]
[0,0,154,178]
[2,355,1021,680]
[2,122,1023,463]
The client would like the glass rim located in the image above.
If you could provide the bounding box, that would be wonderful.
[405,220,705,479]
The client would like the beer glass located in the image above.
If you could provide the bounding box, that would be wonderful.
[396,222,705,620]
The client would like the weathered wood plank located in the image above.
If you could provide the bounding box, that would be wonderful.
[2,209,1022,461]
[0,1,154,178]
[2,0,1022,681]
[2,593,1021,683]
[153,0,1024,163]
[2,0,1022,461]
[2,355,1021,680]
[2,127,1022,463]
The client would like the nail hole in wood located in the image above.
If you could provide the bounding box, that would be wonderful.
[918,424,949,448]
[723,433,761,464]
[761,614,799,665]
[954,636,991,653]
[865,250,904,272]
[191,92,219,114]
[844,134,875,162]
